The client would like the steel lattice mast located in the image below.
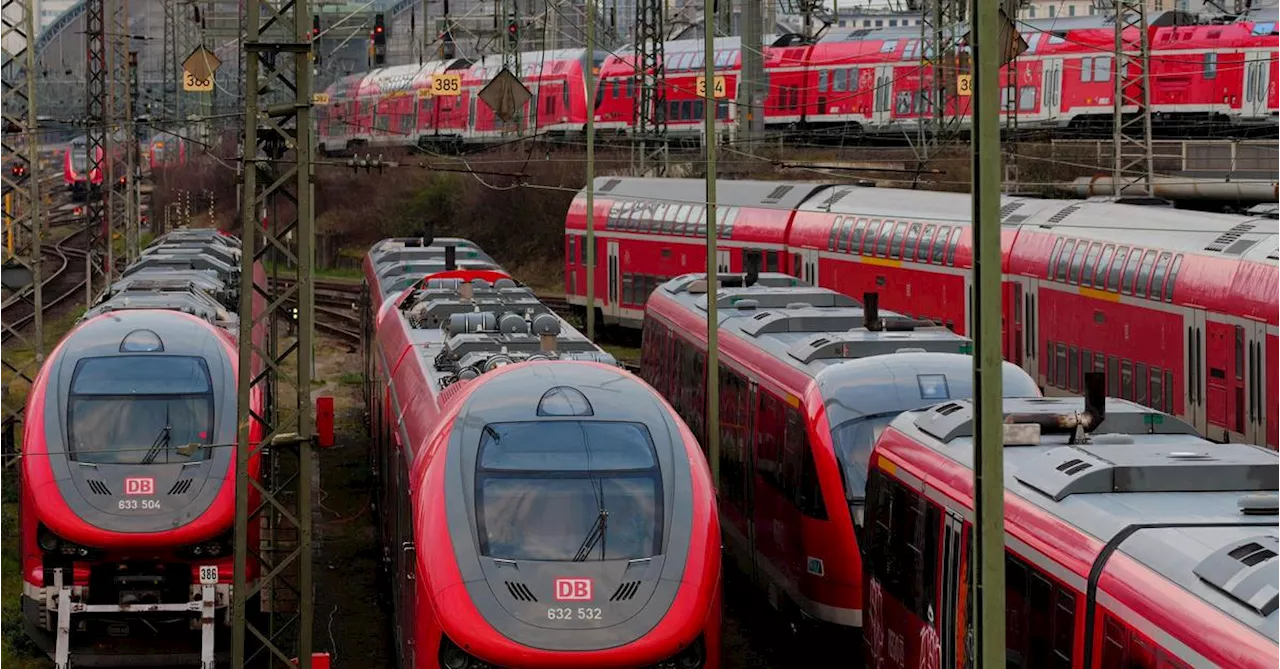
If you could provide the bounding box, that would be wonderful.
[85,0,110,306]
[631,0,666,176]
[1,0,44,456]
[231,0,317,660]
[915,0,966,177]
[1111,0,1153,197]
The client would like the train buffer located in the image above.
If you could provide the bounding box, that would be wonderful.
[50,565,219,669]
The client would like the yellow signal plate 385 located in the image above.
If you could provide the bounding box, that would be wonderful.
[431,74,463,96]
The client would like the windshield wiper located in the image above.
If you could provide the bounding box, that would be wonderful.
[571,508,608,562]
[140,409,173,465]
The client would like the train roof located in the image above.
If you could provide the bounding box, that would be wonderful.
[592,176,829,211]
[85,230,246,329]
[391,274,618,393]
[889,396,1280,643]
[368,238,497,267]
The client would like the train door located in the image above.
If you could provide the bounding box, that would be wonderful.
[799,249,819,285]
[1013,277,1039,384]
[1041,58,1063,123]
[962,272,973,336]
[1245,51,1272,119]
[718,249,731,274]
[938,510,970,669]
[397,477,417,668]
[1245,321,1270,446]
[873,65,894,127]
[1186,310,1208,435]
[607,240,620,320]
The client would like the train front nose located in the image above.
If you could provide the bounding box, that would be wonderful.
[65,461,217,532]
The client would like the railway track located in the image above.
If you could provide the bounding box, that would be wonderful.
[1,219,92,343]
[269,276,640,372]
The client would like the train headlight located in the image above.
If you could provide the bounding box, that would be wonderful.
[673,637,705,668]
[178,533,232,560]
[438,636,473,669]
[37,525,60,552]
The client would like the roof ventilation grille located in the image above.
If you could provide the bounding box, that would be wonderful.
[1000,202,1024,219]
[1206,223,1256,253]
[599,178,622,192]
[1194,536,1280,617]
[1047,204,1082,224]
[762,185,795,203]
[168,478,193,495]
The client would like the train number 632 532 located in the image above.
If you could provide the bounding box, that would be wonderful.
[546,607,603,620]
[118,499,161,510]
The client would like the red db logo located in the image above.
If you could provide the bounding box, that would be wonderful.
[554,578,593,601]
[124,477,155,495]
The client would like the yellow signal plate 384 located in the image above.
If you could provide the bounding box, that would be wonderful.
[695,75,727,99]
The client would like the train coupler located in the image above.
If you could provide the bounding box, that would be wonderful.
[50,565,219,669]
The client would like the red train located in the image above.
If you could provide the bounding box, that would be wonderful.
[315,14,1277,153]
[63,136,106,197]
[19,229,269,666]
[362,243,722,668]
[640,273,1040,638]
[562,177,1280,450]
[148,136,188,170]
[864,382,1279,668]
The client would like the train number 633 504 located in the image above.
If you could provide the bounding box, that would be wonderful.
[118,499,161,510]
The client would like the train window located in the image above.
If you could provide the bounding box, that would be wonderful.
[1081,243,1102,287]
[1093,245,1115,287]
[581,238,589,264]
[1235,325,1245,380]
[476,421,661,561]
[1149,252,1172,300]
[1150,367,1164,411]
[790,412,828,520]
[876,222,894,256]
[904,223,921,260]
[1053,588,1075,666]
[756,390,786,494]
[1046,342,1057,385]
[1081,57,1094,82]
[863,220,883,255]
[1048,238,1064,277]
[848,68,861,90]
[1204,52,1217,79]
[1164,255,1181,302]
[833,69,847,92]
[1164,370,1174,415]
[1068,347,1079,392]
[692,100,704,122]
[568,236,576,266]
[947,228,964,265]
[1018,86,1036,111]
[837,218,856,251]
[1082,350,1093,379]
[653,204,670,233]
[1108,356,1119,397]
[828,218,842,251]
[1136,363,1148,405]
[623,273,635,304]
[766,251,780,272]
[724,207,739,238]
[1107,247,1128,291]
[917,225,936,262]
[1094,56,1112,82]
[831,414,895,506]
[888,222,908,259]
[675,205,692,234]
[933,226,950,263]
[1120,248,1143,294]
[1121,361,1134,400]
[1056,344,1068,388]
[1067,242,1088,284]
[682,101,694,120]
[1134,250,1156,298]
[1055,240,1074,282]
[851,218,869,253]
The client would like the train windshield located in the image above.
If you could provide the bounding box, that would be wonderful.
[476,421,663,562]
[70,148,88,173]
[831,413,896,507]
[67,356,215,464]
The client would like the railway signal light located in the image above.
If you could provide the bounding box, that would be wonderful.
[373,13,386,65]
[506,19,518,45]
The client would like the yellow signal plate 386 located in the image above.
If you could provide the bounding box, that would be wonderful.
[431,74,463,96]
[695,75,728,99]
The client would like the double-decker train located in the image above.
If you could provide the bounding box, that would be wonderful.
[640,272,1040,637]
[562,177,1279,449]
[315,14,1277,154]
[19,229,268,666]
[148,136,189,170]
[361,239,722,668]
[864,383,1279,667]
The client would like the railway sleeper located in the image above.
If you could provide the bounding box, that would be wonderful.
[47,566,219,669]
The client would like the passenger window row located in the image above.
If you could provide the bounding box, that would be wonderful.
[1047,238,1181,302]
[826,216,962,266]
[817,67,861,93]
[622,273,669,306]
[1046,340,1174,412]
[604,200,739,238]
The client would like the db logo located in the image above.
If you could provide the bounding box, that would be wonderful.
[554,578,593,601]
[124,477,155,496]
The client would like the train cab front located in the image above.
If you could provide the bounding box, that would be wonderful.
[419,363,721,669]
[19,310,246,664]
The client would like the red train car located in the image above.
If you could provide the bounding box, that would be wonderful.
[364,247,722,668]
[63,136,104,197]
[563,177,1280,450]
[148,136,187,170]
[863,388,1279,668]
[19,229,270,666]
[641,273,1040,637]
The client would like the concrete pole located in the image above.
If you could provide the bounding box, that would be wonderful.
[703,0,719,488]
[585,0,596,341]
